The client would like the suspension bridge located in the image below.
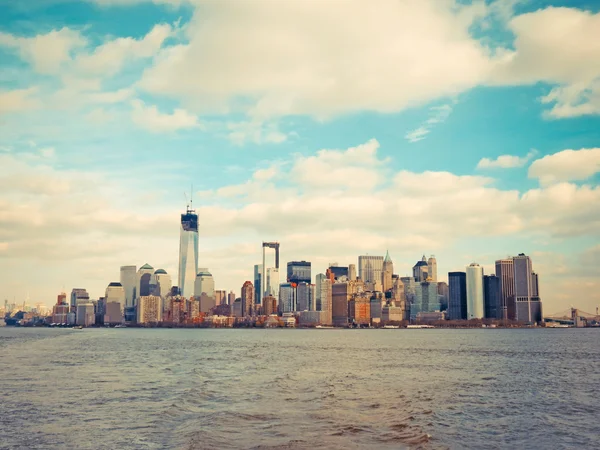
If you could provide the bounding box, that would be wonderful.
[544,307,600,327]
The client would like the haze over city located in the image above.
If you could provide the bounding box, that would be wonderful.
[1,0,599,315]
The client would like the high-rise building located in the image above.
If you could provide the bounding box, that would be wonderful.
[287,261,311,284]
[349,292,371,325]
[263,295,278,316]
[427,256,438,282]
[448,272,467,320]
[137,264,154,298]
[315,274,332,325]
[137,296,162,323]
[358,255,384,287]
[261,242,280,301]
[332,280,364,327]
[120,265,137,309]
[241,281,254,316]
[413,255,429,282]
[75,302,95,326]
[326,265,349,282]
[227,291,236,306]
[150,269,172,298]
[70,288,89,314]
[104,301,123,325]
[254,264,262,305]
[412,281,439,320]
[513,253,542,323]
[194,268,215,298]
[437,281,449,311]
[296,282,315,311]
[495,258,514,320]
[392,276,405,314]
[279,283,296,313]
[466,263,484,320]
[382,251,394,292]
[348,264,357,281]
[484,275,501,319]
[265,267,280,301]
[179,203,199,299]
[105,282,126,314]
[215,290,227,305]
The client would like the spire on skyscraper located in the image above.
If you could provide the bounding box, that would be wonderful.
[384,250,392,263]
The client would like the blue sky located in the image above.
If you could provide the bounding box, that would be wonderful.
[1,0,599,314]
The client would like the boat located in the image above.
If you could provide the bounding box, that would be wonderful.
[407,324,434,329]
[73,326,83,330]
[114,324,126,328]
[316,325,334,329]
[382,325,399,329]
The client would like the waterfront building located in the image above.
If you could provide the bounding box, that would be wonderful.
[137,296,162,324]
[298,310,324,326]
[76,302,95,326]
[437,281,449,311]
[382,305,404,323]
[178,202,199,299]
[401,276,416,316]
[227,291,236,306]
[427,255,438,282]
[466,263,484,320]
[484,275,502,319]
[382,251,394,292]
[370,292,385,321]
[120,265,137,309]
[215,290,227,305]
[70,288,89,314]
[137,263,154,298]
[232,298,243,318]
[279,283,296,313]
[332,280,364,327]
[194,268,215,298]
[52,303,69,324]
[495,258,514,320]
[513,254,543,323]
[412,255,429,282]
[150,269,172,298]
[263,295,277,316]
[348,264,357,281]
[241,281,254,316]
[296,282,315,311]
[104,301,123,325]
[411,281,439,320]
[358,255,384,287]
[287,261,311,284]
[254,264,262,305]
[105,282,126,314]
[349,292,371,325]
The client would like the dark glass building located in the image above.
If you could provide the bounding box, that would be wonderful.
[448,272,467,320]
[287,261,311,284]
[484,275,502,319]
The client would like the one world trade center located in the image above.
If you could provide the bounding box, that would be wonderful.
[178,202,198,298]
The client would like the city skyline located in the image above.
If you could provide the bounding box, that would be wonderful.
[1,0,599,314]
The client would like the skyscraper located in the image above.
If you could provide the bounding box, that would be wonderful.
[484,275,501,319]
[70,288,89,314]
[194,268,215,298]
[348,264,357,281]
[287,261,311,284]
[382,251,394,292]
[437,281,449,311]
[279,283,296,313]
[358,255,384,288]
[427,256,438,282]
[513,253,542,323]
[137,264,154,298]
[150,269,172,298]
[412,281,439,320]
[316,274,332,323]
[178,203,199,299]
[120,265,137,309]
[254,264,262,305]
[137,296,162,324]
[466,263,484,320]
[296,282,315,311]
[495,258,514,320]
[413,255,429,282]
[448,272,467,320]
[241,281,254,316]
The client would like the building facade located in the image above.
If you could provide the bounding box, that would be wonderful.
[120,265,137,310]
[194,268,215,298]
[178,205,199,299]
[241,281,254,316]
[137,295,162,324]
[484,275,502,319]
[358,255,384,287]
[287,261,311,284]
[466,263,484,320]
[382,251,394,292]
[448,272,467,320]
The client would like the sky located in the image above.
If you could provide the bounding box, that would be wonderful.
[0,0,599,315]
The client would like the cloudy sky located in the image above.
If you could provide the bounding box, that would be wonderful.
[1,0,599,314]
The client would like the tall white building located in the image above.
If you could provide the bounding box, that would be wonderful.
[358,255,384,285]
[120,265,137,309]
[194,268,215,298]
[265,267,280,301]
[348,264,357,281]
[427,256,438,282]
[466,263,484,319]
[178,204,199,299]
[316,273,332,312]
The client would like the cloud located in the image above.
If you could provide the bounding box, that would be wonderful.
[477,149,537,169]
[130,99,201,132]
[138,0,495,119]
[227,121,289,146]
[0,87,40,114]
[0,27,86,74]
[405,103,453,143]
[493,7,600,118]
[528,148,600,185]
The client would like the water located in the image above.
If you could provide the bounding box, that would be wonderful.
[1,328,598,449]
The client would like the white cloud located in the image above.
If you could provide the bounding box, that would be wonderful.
[139,0,496,119]
[477,149,537,169]
[227,121,288,146]
[493,7,600,118]
[0,87,40,114]
[0,27,86,74]
[405,103,453,143]
[528,148,600,185]
[130,99,201,132]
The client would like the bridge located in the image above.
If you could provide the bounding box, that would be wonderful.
[544,308,600,327]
